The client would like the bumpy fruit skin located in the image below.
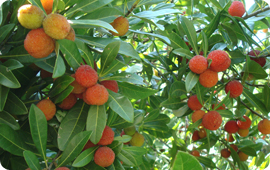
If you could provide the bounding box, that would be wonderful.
[237,115,251,129]
[94,146,115,167]
[207,50,231,72]
[221,148,231,158]
[188,55,208,74]
[75,93,83,99]
[17,4,45,29]
[191,150,200,157]
[187,95,203,111]
[238,151,248,161]
[65,27,76,41]
[70,74,86,94]
[230,144,238,152]
[192,131,200,141]
[225,80,243,98]
[198,127,207,138]
[41,0,53,14]
[130,132,144,147]
[36,99,56,120]
[199,69,218,88]
[97,126,115,145]
[224,120,239,133]
[43,13,71,39]
[237,128,249,137]
[202,111,222,130]
[83,140,97,151]
[110,16,129,36]
[249,50,266,67]
[124,126,136,136]
[258,119,270,134]
[228,1,245,17]
[75,65,98,88]
[55,167,70,170]
[100,80,119,93]
[24,28,55,58]
[58,93,77,110]
[191,110,205,126]
[84,84,109,105]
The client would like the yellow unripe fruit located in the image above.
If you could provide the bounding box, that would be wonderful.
[17,4,45,29]
[130,132,144,147]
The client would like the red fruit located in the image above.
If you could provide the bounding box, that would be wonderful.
[191,110,205,126]
[224,120,239,133]
[248,50,260,57]
[237,128,249,137]
[187,95,203,111]
[227,134,235,142]
[94,146,115,167]
[229,144,238,152]
[228,1,246,17]
[238,151,248,161]
[24,28,55,59]
[258,119,270,134]
[36,99,56,121]
[41,0,53,14]
[97,126,115,145]
[70,74,86,94]
[198,127,207,138]
[83,84,109,105]
[199,69,218,88]
[83,140,97,151]
[237,115,251,129]
[207,50,231,72]
[58,93,77,110]
[75,65,98,88]
[74,93,83,99]
[191,150,200,157]
[100,80,119,93]
[225,80,243,98]
[188,55,208,74]
[110,16,129,36]
[221,148,231,158]
[249,50,266,67]
[202,111,222,130]
[192,131,200,141]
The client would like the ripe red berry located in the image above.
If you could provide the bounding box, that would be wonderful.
[188,55,208,74]
[187,95,203,111]
[75,65,98,88]
[224,120,239,133]
[237,115,251,129]
[97,126,115,145]
[228,1,246,17]
[100,80,119,93]
[199,69,218,88]
[94,146,115,167]
[207,50,231,72]
[225,80,243,98]
[221,148,231,158]
[202,111,222,130]
[248,50,266,67]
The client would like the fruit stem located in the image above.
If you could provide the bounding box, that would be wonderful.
[124,0,140,17]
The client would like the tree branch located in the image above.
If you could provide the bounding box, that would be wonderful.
[243,6,270,20]
[240,101,266,119]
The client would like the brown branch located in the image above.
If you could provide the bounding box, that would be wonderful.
[240,101,266,119]
[125,0,140,17]
[243,6,270,20]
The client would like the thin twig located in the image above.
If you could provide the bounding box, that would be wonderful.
[240,101,265,119]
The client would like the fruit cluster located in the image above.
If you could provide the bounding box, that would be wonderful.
[121,126,145,147]
[18,3,75,59]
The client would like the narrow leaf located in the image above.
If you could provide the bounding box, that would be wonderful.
[0,110,20,130]
[23,150,41,170]
[0,85,9,111]
[171,151,203,170]
[72,146,98,167]
[185,72,199,92]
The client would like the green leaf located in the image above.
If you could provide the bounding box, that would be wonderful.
[263,84,270,112]
[72,146,98,167]
[77,36,140,60]
[49,75,74,98]
[108,90,134,123]
[58,102,89,150]
[0,124,29,156]
[53,85,74,104]
[53,44,66,79]
[102,72,145,86]
[69,19,118,33]
[80,7,123,22]
[2,59,24,71]
[4,91,28,115]
[75,39,94,68]
[58,39,83,70]
[239,146,256,156]
[23,150,41,170]
[0,110,20,130]
[65,0,113,17]
[201,31,208,57]
[108,141,123,156]
[217,110,234,118]
[171,151,203,170]
[203,11,220,38]
[0,65,20,88]
[0,85,9,111]
[172,48,193,59]
[169,81,186,98]
[57,131,92,168]
[242,89,268,116]
[86,105,107,144]
[185,72,199,92]
[101,59,126,77]
[100,41,120,75]
[129,29,170,44]
[247,60,267,79]
[0,23,15,43]
[161,98,186,110]
[209,0,222,9]
[180,16,198,54]
[29,105,47,163]
[196,156,216,168]
[118,82,158,100]
[118,148,138,166]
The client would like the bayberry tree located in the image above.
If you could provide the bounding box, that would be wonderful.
[0,0,270,170]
